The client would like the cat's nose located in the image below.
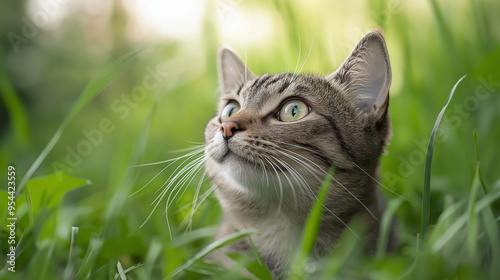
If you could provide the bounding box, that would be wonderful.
[220,121,242,139]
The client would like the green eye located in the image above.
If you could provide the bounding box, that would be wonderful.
[220,101,241,122]
[278,100,309,122]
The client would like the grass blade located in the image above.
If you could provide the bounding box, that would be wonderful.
[420,75,466,244]
[114,263,144,280]
[376,197,404,257]
[116,261,127,280]
[143,238,163,276]
[171,229,257,278]
[429,0,461,68]
[247,235,273,280]
[467,163,482,263]
[473,130,499,274]
[320,217,364,279]
[432,184,500,252]
[63,227,79,280]
[0,45,30,147]
[16,50,140,197]
[473,129,488,193]
[481,209,500,277]
[289,166,335,280]
[103,104,154,225]
[76,233,104,280]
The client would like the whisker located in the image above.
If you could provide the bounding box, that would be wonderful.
[275,140,404,199]
[163,157,206,237]
[273,141,379,222]
[294,37,314,81]
[269,154,298,208]
[180,181,217,233]
[139,147,206,232]
[168,157,206,207]
[132,146,204,167]
[272,145,360,239]
[156,155,205,206]
[159,155,206,239]
[244,50,248,82]
[130,163,170,197]
[131,147,204,197]
[257,158,270,186]
[291,27,302,80]
[264,157,284,211]
[270,148,315,194]
[153,151,204,196]
[351,161,407,200]
[168,144,205,154]
[184,173,210,232]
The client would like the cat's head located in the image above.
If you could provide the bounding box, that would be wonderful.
[204,30,391,204]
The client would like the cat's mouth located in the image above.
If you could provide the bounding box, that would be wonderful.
[223,143,290,172]
[223,149,251,163]
[207,133,250,164]
[208,132,291,172]
[208,136,261,167]
[223,142,256,165]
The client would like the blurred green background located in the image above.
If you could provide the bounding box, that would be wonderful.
[1,0,500,279]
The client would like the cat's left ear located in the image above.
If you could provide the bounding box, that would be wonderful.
[327,29,391,120]
[218,47,256,95]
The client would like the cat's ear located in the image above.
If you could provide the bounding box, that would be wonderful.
[327,29,391,120]
[218,47,256,95]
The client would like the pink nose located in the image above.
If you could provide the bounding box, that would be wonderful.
[220,121,241,138]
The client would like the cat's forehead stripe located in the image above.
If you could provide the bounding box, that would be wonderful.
[263,75,285,88]
[277,80,291,93]
[245,73,294,93]
[235,84,244,95]
[250,74,273,89]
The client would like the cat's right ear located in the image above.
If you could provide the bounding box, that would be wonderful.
[327,29,391,121]
[218,47,256,95]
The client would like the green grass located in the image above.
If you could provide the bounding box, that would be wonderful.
[1,0,500,279]
[420,75,466,243]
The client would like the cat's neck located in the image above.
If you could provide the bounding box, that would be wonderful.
[214,166,382,237]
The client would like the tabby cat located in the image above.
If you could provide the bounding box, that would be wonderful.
[204,29,397,276]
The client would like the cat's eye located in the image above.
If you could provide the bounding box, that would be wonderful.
[278,100,309,122]
[220,101,241,122]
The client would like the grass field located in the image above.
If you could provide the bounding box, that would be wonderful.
[1,0,500,279]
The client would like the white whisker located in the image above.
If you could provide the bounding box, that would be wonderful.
[271,145,360,239]
[269,154,299,208]
[264,157,284,211]
[139,146,206,236]
[132,146,204,167]
[291,27,302,82]
[274,141,379,222]
[351,161,407,200]
[294,37,314,81]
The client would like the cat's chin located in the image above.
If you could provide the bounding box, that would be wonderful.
[223,151,253,164]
